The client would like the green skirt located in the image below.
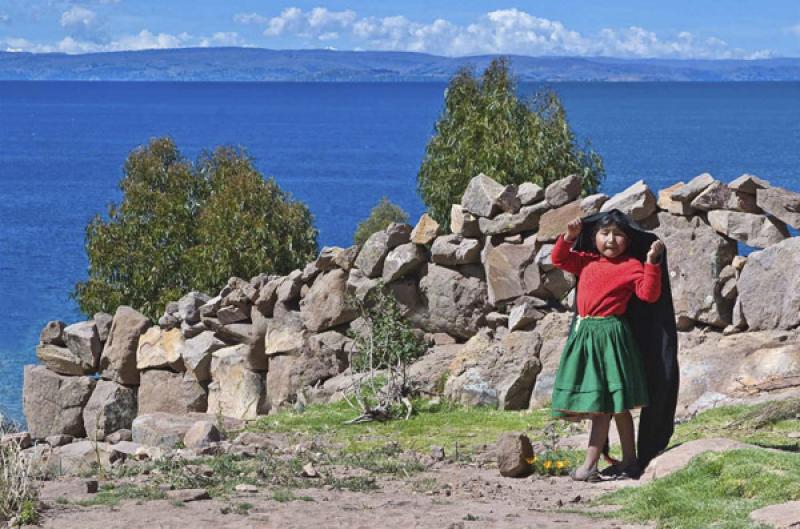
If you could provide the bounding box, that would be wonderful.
[551,315,649,418]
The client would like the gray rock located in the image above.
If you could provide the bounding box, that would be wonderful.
[478,202,547,236]
[105,429,132,444]
[138,369,207,415]
[449,204,481,237]
[382,242,426,282]
[496,433,534,477]
[180,331,226,382]
[300,269,358,332]
[749,500,800,529]
[265,307,306,356]
[484,243,538,306]
[407,344,461,395]
[133,413,227,449]
[333,245,360,271]
[580,193,609,215]
[199,295,222,318]
[23,365,95,439]
[689,180,732,211]
[208,346,268,420]
[544,174,582,208]
[180,320,206,339]
[346,267,380,303]
[178,291,210,324]
[45,434,74,447]
[99,306,150,385]
[707,210,788,248]
[183,421,221,450]
[430,234,481,266]
[413,263,489,339]
[217,305,250,325]
[40,320,66,346]
[657,182,695,216]
[508,302,546,331]
[275,270,303,303]
[517,182,544,206]
[158,313,180,329]
[385,222,413,248]
[36,344,95,376]
[728,173,770,195]
[461,173,518,217]
[254,277,281,316]
[82,380,137,441]
[52,440,113,475]
[670,172,715,202]
[93,313,113,343]
[136,326,185,371]
[536,200,582,242]
[600,179,657,221]
[354,230,391,278]
[410,214,440,245]
[756,186,800,229]
[737,237,800,330]
[652,213,737,328]
[63,321,102,370]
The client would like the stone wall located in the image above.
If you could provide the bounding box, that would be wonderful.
[23,172,800,441]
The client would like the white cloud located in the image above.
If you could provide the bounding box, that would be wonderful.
[234,6,772,59]
[60,6,97,29]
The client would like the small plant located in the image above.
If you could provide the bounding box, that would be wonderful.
[345,283,428,423]
[529,422,575,476]
[0,426,40,525]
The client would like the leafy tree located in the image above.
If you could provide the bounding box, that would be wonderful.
[417,57,605,228]
[73,138,318,320]
[353,196,409,246]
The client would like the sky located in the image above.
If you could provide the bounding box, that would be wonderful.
[1,1,799,58]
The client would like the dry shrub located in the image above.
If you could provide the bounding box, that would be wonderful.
[0,420,40,524]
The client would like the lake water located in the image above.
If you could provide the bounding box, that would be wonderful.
[1,81,799,422]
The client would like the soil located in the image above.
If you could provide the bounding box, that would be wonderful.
[29,460,652,529]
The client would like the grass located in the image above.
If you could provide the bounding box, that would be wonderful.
[0,426,40,524]
[74,483,165,507]
[250,398,565,456]
[600,448,800,529]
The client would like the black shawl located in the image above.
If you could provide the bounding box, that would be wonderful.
[568,209,679,469]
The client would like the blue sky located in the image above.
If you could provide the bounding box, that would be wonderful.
[1,1,799,58]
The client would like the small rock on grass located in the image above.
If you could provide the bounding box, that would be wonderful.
[301,462,319,478]
[235,484,258,493]
[166,488,211,502]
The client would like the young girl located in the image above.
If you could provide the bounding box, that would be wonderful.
[550,209,669,481]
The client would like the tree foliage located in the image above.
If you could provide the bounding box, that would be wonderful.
[353,196,409,247]
[73,137,318,320]
[417,57,605,227]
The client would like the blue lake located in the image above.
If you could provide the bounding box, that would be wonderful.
[1,81,799,421]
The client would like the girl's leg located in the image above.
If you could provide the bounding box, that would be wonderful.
[614,411,637,467]
[575,413,611,478]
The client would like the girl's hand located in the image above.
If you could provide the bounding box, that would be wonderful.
[647,240,665,264]
[564,218,582,241]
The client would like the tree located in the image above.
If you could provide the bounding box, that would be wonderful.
[353,196,409,247]
[417,57,605,228]
[73,138,318,320]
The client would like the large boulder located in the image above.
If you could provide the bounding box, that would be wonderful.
[450,204,481,237]
[707,210,788,249]
[300,269,358,332]
[445,330,542,410]
[410,214,440,245]
[657,182,695,216]
[266,331,352,409]
[82,380,137,441]
[138,369,207,415]
[177,291,210,325]
[413,263,489,339]
[527,312,572,409]
[652,213,737,328]
[518,182,544,206]
[132,412,241,449]
[39,320,66,346]
[23,365,95,439]
[99,306,150,385]
[136,327,185,371]
[265,307,306,356]
[756,186,800,229]
[484,243,539,306]
[354,226,408,278]
[689,180,731,211]
[544,174,582,208]
[208,345,268,420]
[63,321,102,370]
[430,234,481,266]
[737,237,800,330]
[461,173,520,217]
[670,172,715,203]
[536,201,582,242]
[179,331,226,382]
[478,202,548,236]
[382,243,426,282]
[407,344,462,395]
[36,343,95,376]
[496,432,535,478]
[600,180,657,221]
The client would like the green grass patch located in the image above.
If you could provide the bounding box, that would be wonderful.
[251,398,557,455]
[600,448,800,529]
[74,483,165,507]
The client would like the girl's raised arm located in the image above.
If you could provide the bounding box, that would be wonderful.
[551,218,596,275]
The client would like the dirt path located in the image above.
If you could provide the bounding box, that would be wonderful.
[32,463,652,529]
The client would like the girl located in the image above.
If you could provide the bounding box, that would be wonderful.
[550,208,677,481]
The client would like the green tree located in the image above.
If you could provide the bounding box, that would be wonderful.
[73,138,318,320]
[417,57,604,228]
[353,196,409,247]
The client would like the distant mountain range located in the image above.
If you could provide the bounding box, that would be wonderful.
[2,47,800,81]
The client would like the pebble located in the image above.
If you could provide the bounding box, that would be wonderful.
[166,488,211,502]
[235,484,258,493]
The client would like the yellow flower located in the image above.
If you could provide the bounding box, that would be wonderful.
[556,461,566,470]
[526,456,537,465]
[543,461,552,470]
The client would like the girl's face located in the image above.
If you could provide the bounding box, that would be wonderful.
[594,223,629,258]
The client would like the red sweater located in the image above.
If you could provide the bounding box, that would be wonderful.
[552,235,662,317]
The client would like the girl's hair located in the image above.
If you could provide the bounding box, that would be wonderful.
[591,210,636,243]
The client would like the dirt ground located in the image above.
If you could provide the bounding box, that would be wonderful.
[30,461,652,529]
